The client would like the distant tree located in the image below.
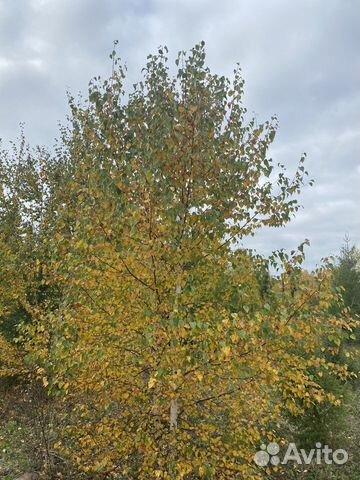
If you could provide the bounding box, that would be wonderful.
[334,237,360,316]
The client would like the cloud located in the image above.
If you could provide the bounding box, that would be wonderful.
[0,0,358,267]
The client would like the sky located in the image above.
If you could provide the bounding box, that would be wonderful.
[0,0,359,269]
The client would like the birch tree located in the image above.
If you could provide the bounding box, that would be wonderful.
[24,43,356,479]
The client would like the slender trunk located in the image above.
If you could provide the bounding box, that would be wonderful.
[170,281,181,430]
[170,397,179,431]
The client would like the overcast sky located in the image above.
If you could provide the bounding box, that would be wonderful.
[0,0,359,268]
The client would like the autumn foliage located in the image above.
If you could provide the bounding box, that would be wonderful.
[0,43,356,479]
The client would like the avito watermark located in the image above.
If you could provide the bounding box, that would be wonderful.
[254,442,348,467]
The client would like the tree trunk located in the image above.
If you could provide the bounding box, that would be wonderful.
[170,281,181,430]
[170,397,179,430]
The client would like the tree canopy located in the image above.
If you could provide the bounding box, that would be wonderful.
[0,43,357,480]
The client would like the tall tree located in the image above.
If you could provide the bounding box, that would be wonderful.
[19,43,355,479]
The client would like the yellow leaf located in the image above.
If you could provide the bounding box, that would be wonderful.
[148,377,156,389]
